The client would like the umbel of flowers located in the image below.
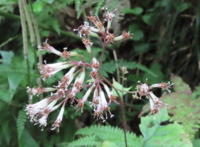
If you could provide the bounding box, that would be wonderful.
[133,79,173,118]
[25,8,173,132]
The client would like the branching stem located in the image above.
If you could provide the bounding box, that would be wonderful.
[98,72,128,147]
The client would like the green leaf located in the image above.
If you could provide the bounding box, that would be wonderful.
[136,63,157,78]
[8,72,25,102]
[2,121,10,145]
[132,7,143,15]
[19,129,39,147]
[111,78,132,97]
[142,14,157,26]
[193,139,200,147]
[102,141,117,147]
[52,19,60,35]
[17,109,27,140]
[33,1,43,13]
[128,23,144,41]
[122,7,143,15]
[66,135,101,147]
[0,50,14,65]
[174,2,189,13]
[160,75,200,139]
[140,107,192,147]
[134,43,149,54]
[73,125,143,147]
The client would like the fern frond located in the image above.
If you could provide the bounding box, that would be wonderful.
[94,0,105,16]
[160,75,200,139]
[17,109,27,140]
[67,135,101,147]
[75,125,143,147]
[75,0,82,19]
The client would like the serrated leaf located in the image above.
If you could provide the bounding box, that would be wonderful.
[140,107,192,147]
[74,125,143,147]
[170,74,192,96]
[17,109,27,140]
[111,78,131,97]
[160,75,200,139]
[67,135,101,147]
[102,141,117,147]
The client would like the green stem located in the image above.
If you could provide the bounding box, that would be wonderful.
[0,35,20,48]
[98,72,128,147]
[18,0,31,104]
[22,0,35,45]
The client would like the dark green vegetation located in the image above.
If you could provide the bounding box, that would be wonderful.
[0,0,200,147]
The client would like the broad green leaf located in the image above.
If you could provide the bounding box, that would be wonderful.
[8,72,25,102]
[19,129,39,147]
[128,23,143,41]
[142,63,163,84]
[33,1,43,13]
[140,107,192,147]
[132,7,143,15]
[136,63,157,78]
[134,43,149,54]
[193,139,200,147]
[143,14,157,26]
[111,78,132,97]
[174,2,189,12]
[122,7,143,15]
[0,50,14,65]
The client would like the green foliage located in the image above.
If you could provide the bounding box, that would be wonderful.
[67,108,192,147]
[128,23,144,41]
[64,135,101,147]
[160,75,200,139]
[17,109,27,140]
[94,0,105,16]
[100,59,157,78]
[193,139,200,147]
[111,78,131,97]
[18,129,39,147]
[0,0,200,146]
[67,125,143,147]
[140,107,192,147]
[123,7,143,15]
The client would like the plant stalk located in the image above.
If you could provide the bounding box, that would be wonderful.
[18,0,31,103]
[98,72,128,147]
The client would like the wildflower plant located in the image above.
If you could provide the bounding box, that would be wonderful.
[25,8,173,132]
